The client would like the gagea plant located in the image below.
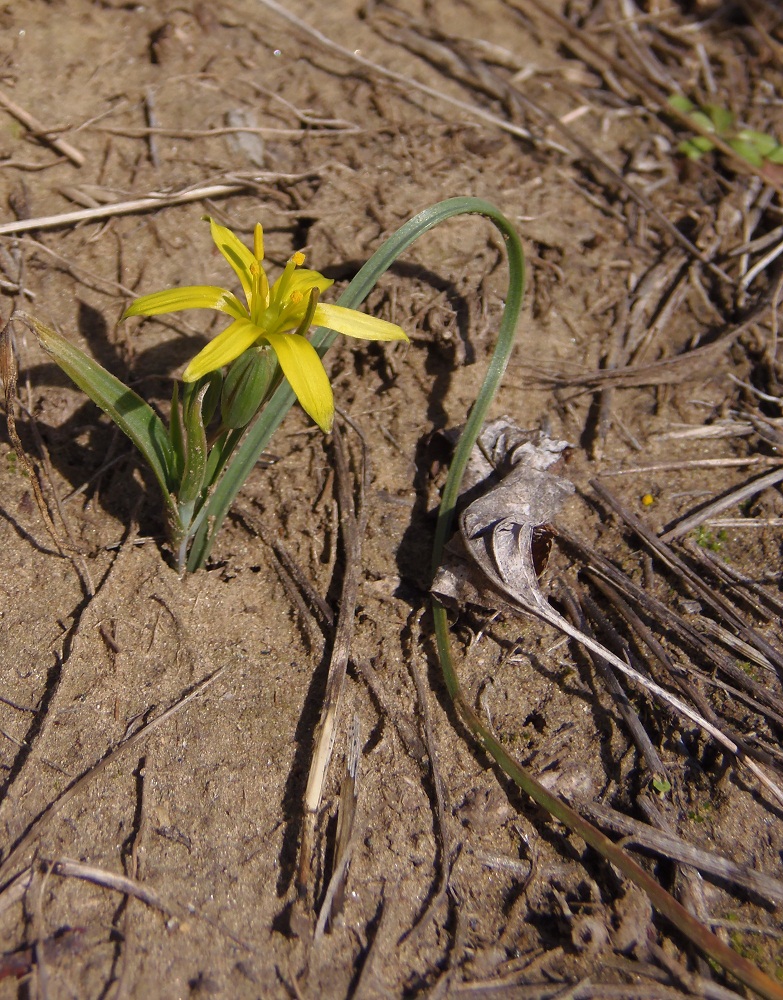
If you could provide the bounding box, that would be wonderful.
[16,216,407,573]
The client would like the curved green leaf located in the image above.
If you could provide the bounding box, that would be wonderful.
[23,314,177,502]
[186,196,525,570]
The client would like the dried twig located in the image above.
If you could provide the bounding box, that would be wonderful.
[113,753,150,1000]
[97,124,359,140]
[511,0,783,196]
[232,502,333,648]
[0,87,85,167]
[0,172,324,236]
[298,421,369,893]
[0,321,67,560]
[521,301,772,391]
[49,859,177,918]
[598,457,783,475]
[580,800,783,907]
[591,479,783,677]
[682,541,783,623]
[559,585,668,781]
[49,857,252,953]
[31,864,50,1000]
[561,529,783,728]
[256,0,550,149]
[376,8,723,275]
[313,715,361,941]
[659,468,783,542]
[399,642,455,943]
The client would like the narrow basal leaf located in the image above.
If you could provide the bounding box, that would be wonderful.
[170,382,185,482]
[28,315,176,499]
[178,381,209,506]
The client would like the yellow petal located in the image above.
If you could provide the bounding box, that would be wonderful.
[282,269,334,296]
[183,318,261,381]
[314,303,408,342]
[207,217,256,306]
[122,286,247,321]
[265,332,334,433]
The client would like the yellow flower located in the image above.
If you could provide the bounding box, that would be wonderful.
[122,217,408,432]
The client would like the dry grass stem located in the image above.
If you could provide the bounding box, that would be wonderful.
[97,124,360,140]
[0,87,85,167]
[659,468,783,542]
[559,585,668,780]
[591,479,783,677]
[313,715,361,941]
[49,859,178,918]
[598,457,783,475]
[400,643,455,944]
[0,173,325,236]
[255,0,569,151]
[232,502,333,649]
[298,421,369,894]
[558,528,783,801]
[376,6,722,273]
[1,324,69,563]
[565,532,782,724]
[512,0,783,195]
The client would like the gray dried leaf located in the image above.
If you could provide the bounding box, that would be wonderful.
[431,424,783,810]
[458,415,571,494]
[461,464,574,611]
[432,417,573,613]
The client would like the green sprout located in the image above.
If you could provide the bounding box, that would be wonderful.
[668,94,783,169]
[694,525,728,552]
[738,660,759,680]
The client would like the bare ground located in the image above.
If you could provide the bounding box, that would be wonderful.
[0,0,782,997]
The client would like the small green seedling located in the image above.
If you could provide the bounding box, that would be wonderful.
[652,776,671,796]
[668,94,783,169]
[695,525,728,552]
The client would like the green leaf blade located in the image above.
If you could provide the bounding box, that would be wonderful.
[28,315,177,498]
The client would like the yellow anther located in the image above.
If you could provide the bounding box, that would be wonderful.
[291,250,306,267]
[642,493,654,506]
[290,290,303,304]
